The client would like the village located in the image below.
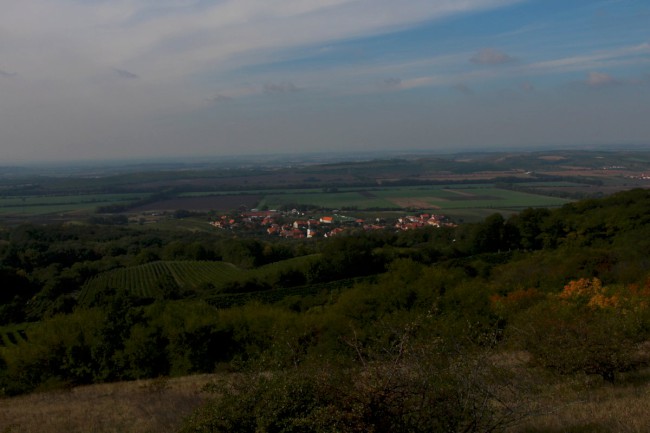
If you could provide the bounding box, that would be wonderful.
[209,209,456,239]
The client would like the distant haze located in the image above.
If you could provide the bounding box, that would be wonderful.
[0,0,649,163]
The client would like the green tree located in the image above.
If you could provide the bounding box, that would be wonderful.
[508,207,550,250]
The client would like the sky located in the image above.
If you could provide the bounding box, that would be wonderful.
[0,0,649,163]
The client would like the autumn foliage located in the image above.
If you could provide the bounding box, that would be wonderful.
[558,277,620,309]
[509,276,650,383]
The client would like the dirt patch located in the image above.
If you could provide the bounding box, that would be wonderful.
[445,189,475,197]
[389,198,440,209]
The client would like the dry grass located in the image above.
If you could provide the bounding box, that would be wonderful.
[3,365,650,433]
[509,369,650,433]
[483,351,650,433]
[0,375,218,433]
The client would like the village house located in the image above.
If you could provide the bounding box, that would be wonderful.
[210,209,453,237]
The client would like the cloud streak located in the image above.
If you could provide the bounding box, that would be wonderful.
[0,1,524,85]
[0,0,648,162]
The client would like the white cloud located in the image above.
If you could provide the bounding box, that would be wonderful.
[525,43,650,75]
[0,0,523,85]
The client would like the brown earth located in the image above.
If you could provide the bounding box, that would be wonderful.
[389,198,439,209]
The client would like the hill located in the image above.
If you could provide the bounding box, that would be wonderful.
[1,188,650,431]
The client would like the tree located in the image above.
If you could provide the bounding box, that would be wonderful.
[155,274,182,300]
[516,279,647,382]
[508,207,550,250]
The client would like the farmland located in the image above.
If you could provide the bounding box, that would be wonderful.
[0,324,30,349]
[0,193,145,216]
[128,194,263,213]
[258,185,572,219]
[1,150,649,223]
[79,261,243,303]
[0,184,573,223]
[79,255,319,306]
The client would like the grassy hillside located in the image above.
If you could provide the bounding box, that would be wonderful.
[0,375,217,433]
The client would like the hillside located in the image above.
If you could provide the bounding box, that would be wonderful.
[1,188,650,431]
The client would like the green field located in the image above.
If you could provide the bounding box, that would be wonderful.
[0,193,145,216]
[259,185,571,212]
[0,183,573,221]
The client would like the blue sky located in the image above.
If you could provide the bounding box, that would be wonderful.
[0,0,648,162]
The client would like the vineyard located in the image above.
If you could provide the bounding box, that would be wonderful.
[79,261,244,304]
[78,255,320,305]
[0,324,30,349]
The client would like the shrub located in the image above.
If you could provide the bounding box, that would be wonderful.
[180,324,536,433]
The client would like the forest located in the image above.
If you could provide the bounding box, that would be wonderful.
[2,187,650,432]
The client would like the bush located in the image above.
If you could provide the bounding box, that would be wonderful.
[516,290,644,383]
[180,323,536,433]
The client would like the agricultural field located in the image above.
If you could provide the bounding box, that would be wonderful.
[259,185,571,213]
[0,193,145,216]
[79,261,243,303]
[0,324,30,349]
[78,255,318,305]
[2,150,650,224]
[129,194,263,213]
